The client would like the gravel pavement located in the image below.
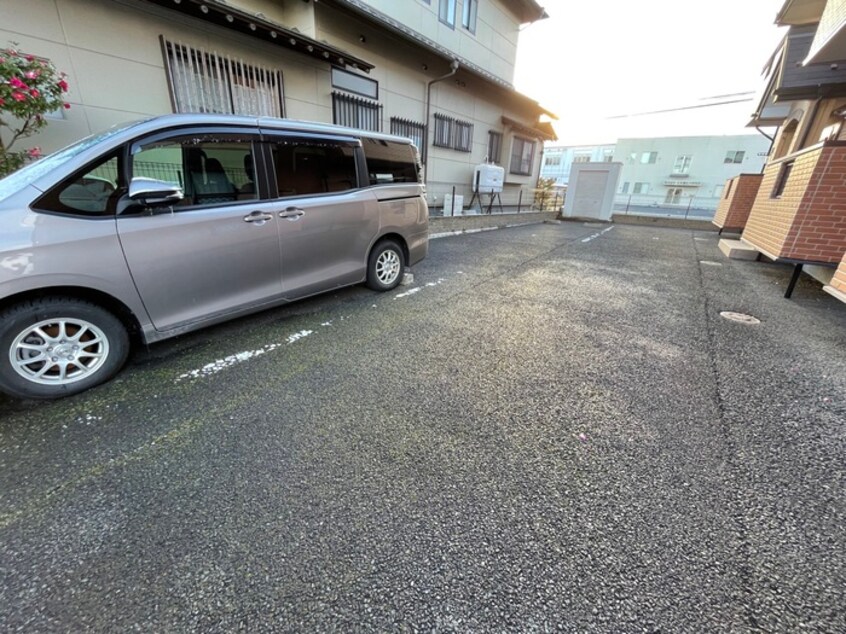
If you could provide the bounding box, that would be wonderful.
[0,222,844,632]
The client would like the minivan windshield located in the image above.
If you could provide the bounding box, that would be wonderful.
[0,119,144,203]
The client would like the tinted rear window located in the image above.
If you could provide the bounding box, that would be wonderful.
[362,139,419,185]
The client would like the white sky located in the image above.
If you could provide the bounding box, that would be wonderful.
[514,0,788,145]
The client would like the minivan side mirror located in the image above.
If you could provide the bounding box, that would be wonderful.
[128,177,184,206]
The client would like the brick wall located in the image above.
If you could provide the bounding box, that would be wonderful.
[742,142,846,263]
[831,251,846,294]
[712,174,763,231]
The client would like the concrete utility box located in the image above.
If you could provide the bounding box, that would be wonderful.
[563,162,622,221]
[443,194,464,216]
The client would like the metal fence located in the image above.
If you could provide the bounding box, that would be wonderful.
[430,186,563,216]
[613,193,719,220]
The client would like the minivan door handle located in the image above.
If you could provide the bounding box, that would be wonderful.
[279,207,305,220]
[243,211,273,224]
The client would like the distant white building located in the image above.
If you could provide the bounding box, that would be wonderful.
[542,135,772,212]
[614,135,770,211]
[540,144,616,187]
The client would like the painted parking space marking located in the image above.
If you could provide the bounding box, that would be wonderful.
[581,226,615,243]
[176,329,314,382]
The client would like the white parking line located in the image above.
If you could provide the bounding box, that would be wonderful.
[581,226,615,243]
[176,329,314,381]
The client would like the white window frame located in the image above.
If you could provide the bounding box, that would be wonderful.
[462,0,478,33]
[673,155,692,174]
[487,130,503,164]
[439,0,456,27]
[640,151,658,164]
[665,187,683,204]
[510,136,535,175]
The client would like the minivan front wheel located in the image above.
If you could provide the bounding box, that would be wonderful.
[366,240,404,291]
[0,298,130,400]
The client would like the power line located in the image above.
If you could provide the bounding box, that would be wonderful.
[607,97,754,119]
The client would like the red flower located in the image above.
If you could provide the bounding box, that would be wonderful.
[27,147,42,159]
[29,89,40,98]
[57,79,68,92]
[25,54,34,61]
[63,102,71,109]
[9,76,26,89]
[12,91,27,102]
[24,70,39,80]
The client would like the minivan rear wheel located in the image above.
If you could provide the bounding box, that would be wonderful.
[366,240,404,291]
[0,298,130,400]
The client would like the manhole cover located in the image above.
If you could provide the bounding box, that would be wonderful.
[720,311,760,325]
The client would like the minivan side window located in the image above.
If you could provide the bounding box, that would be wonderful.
[132,135,257,207]
[34,154,122,216]
[269,138,357,197]
[362,139,420,185]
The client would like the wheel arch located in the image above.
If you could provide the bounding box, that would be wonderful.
[371,232,409,265]
[0,286,144,346]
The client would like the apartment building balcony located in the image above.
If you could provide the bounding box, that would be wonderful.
[742,140,846,265]
[713,173,763,233]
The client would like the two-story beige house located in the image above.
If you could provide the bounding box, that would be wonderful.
[0,0,556,210]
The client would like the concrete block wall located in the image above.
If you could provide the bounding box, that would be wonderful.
[743,142,846,263]
[713,173,763,231]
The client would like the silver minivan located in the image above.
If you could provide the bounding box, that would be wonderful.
[0,114,428,399]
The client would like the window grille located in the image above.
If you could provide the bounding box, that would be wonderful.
[390,117,425,152]
[332,91,382,132]
[454,120,474,152]
[434,113,473,151]
[433,113,454,148]
[162,38,283,117]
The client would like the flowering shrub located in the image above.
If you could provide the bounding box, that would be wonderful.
[0,45,69,176]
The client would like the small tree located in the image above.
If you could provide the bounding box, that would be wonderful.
[534,176,557,211]
[0,44,69,177]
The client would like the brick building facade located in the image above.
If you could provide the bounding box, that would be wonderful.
[712,173,764,233]
[743,143,846,263]
[727,0,846,301]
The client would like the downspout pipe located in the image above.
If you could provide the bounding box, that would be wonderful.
[423,59,460,184]
[756,126,776,173]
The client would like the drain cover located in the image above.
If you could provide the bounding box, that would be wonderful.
[720,311,760,324]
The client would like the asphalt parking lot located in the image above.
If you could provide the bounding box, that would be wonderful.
[1,222,844,632]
